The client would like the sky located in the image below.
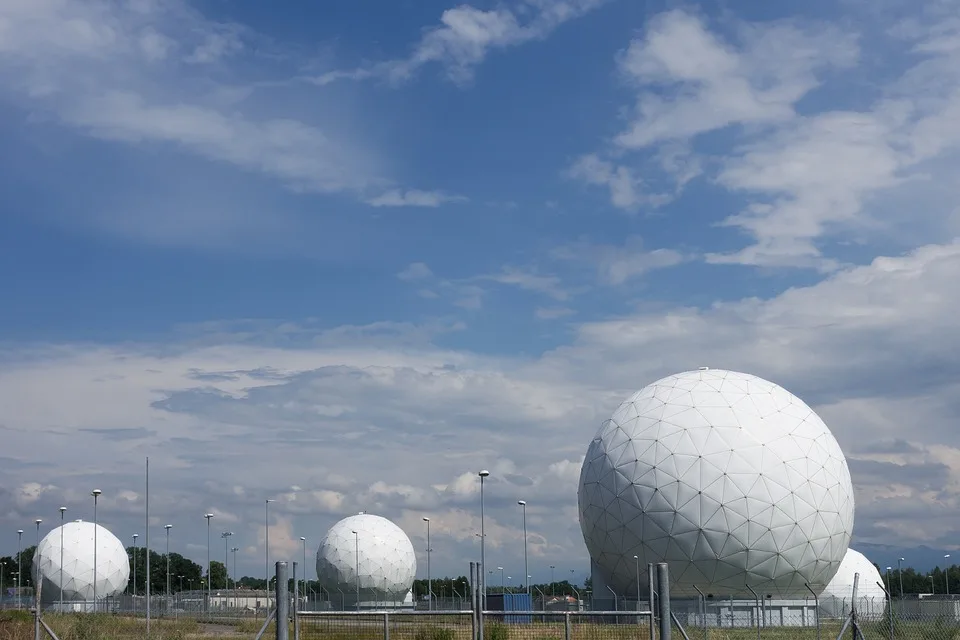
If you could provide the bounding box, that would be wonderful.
[1,0,960,585]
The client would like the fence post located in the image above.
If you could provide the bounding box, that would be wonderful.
[276,562,289,640]
[384,612,390,640]
[292,562,300,640]
[657,563,671,640]
[564,611,572,640]
[470,562,477,640]
[34,572,42,640]
[477,561,484,640]
[648,564,657,640]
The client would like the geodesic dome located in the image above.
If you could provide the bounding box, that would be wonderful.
[316,513,416,606]
[578,368,855,599]
[820,549,887,620]
[32,520,129,606]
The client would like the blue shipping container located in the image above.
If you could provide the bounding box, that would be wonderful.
[487,593,532,623]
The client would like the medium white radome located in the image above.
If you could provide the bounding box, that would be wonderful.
[820,549,886,620]
[578,368,855,598]
[32,520,130,605]
[316,513,416,603]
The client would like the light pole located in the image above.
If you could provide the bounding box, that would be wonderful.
[265,498,274,614]
[16,529,22,610]
[58,506,66,611]
[92,489,101,612]
[204,514,213,612]
[946,554,951,596]
[132,533,139,599]
[634,556,641,610]
[518,501,529,598]
[34,519,42,582]
[222,531,233,595]
[931,575,936,594]
[231,547,239,610]
[423,517,432,610]
[498,567,504,592]
[550,565,556,595]
[165,524,173,611]
[300,537,307,611]
[478,470,490,610]
[352,530,360,612]
[898,557,905,599]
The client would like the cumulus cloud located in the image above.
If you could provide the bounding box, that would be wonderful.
[3,240,960,575]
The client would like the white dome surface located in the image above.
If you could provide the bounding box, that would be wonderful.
[316,514,416,602]
[32,521,130,604]
[578,369,855,598]
[820,549,886,620]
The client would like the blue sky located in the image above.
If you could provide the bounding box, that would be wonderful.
[2,0,960,582]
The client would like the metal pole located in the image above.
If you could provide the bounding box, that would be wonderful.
[34,518,41,640]
[133,534,138,602]
[92,489,101,612]
[292,562,300,640]
[17,529,22,611]
[424,518,432,611]
[805,583,820,640]
[165,525,172,616]
[59,506,66,612]
[746,585,761,640]
[301,537,307,613]
[352,530,360,611]
[146,456,151,634]
[635,556,642,611]
[276,562,289,640]
[693,584,707,640]
[877,581,893,640]
[205,513,213,613]
[479,470,489,611]
[519,501,529,599]
[648,563,656,640]
[266,499,274,614]
[657,563,671,640]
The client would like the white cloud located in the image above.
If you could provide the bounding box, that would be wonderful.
[482,267,569,301]
[551,236,686,285]
[3,241,960,573]
[397,262,434,281]
[366,189,467,208]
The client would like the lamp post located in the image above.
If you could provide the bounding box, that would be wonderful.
[550,566,556,596]
[165,524,173,612]
[423,517,432,611]
[946,554,951,596]
[265,498,274,614]
[92,489,102,612]
[16,529,22,610]
[633,556,641,610]
[58,506,66,611]
[300,537,307,611]
[204,514,213,612]
[132,533,139,600]
[222,531,233,595]
[498,567,504,592]
[898,557,905,599]
[478,470,490,610]
[352,530,360,612]
[518,501,529,598]
[231,548,239,610]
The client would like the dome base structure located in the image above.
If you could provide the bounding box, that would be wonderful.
[578,369,855,600]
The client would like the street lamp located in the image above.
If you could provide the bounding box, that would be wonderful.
[634,555,641,610]
[34,520,42,587]
[265,498,274,613]
[478,470,490,610]
[132,534,139,598]
[204,514,213,612]
[898,558,905,599]
[91,489,102,612]
[300,537,307,611]
[222,532,233,594]
[423,517,432,611]
[17,528,22,610]
[518,501,529,598]
[498,567,504,592]
[351,530,360,612]
[165,525,173,609]
[58,506,66,611]
[946,554,951,596]
[231,547,239,610]
[550,565,556,595]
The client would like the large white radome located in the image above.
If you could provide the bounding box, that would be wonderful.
[578,369,855,598]
[820,549,886,620]
[32,521,130,606]
[316,514,416,605]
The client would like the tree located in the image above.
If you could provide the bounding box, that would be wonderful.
[207,561,227,590]
[125,548,202,593]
